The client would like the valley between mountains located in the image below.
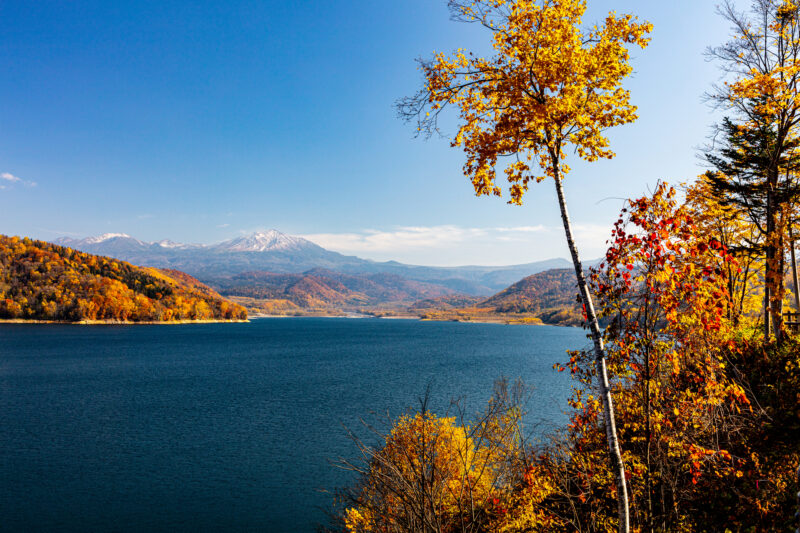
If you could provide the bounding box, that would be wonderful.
[44,229,586,325]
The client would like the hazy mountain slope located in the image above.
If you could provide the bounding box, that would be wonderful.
[217,268,457,308]
[220,271,368,308]
[303,268,457,303]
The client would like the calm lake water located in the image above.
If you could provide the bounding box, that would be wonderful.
[0,318,587,532]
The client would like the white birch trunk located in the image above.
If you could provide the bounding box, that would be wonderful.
[553,173,630,533]
[790,224,799,311]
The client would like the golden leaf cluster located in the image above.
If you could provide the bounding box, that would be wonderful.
[422,0,651,204]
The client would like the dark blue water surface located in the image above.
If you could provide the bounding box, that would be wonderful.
[0,318,587,532]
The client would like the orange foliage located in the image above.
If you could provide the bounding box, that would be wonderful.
[0,235,246,322]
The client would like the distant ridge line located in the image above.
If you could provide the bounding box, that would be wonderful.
[51,230,590,295]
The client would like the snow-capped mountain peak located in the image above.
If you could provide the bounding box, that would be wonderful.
[84,233,133,244]
[53,229,316,254]
[215,230,310,252]
[155,239,186,249]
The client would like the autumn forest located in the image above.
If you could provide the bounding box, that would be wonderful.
[0,235,246,322]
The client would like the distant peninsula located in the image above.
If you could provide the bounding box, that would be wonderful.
[0,235,247,323]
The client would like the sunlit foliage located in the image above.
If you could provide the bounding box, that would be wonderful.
[0,234,246,321]
[400,0,651,203]
[334,182,800,531]
[339,383,527,533]
[706,0,800,336]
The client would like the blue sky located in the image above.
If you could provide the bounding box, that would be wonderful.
[1,1,740,266]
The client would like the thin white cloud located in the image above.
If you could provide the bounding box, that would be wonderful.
[298,224,603,266]
[34,228,84,237]
[217,223,231,228]
[301,225,490,254]
[495,225,545,233]
[573,223,613,248]
[1,172,36,189]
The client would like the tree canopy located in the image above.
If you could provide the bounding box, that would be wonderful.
[399,0,651,203]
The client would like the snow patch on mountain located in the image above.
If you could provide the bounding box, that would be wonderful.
[155,239,193,249]
[58,229,317,253]
[214,230,314,252]
[84,233,134,244]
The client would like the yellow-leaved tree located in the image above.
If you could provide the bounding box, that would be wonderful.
[684,175,766,326]
[398,1,651,531]
[339,381,528,533]
[705,0,800,339]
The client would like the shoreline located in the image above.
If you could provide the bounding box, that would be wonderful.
[251,312,577,327]
[0,318,250,325]
[0,315,577,328]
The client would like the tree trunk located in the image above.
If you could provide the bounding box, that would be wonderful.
[764,287,772,338]
[553,173,630,533]
[780,226,786,341]
[795,463,800,533]
[766,187,776,339]
[791,224,799,311]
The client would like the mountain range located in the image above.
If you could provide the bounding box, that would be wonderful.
[55,230,576,295]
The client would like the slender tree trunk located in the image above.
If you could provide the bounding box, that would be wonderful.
[553,173,630,533]
[795,463,800,533]
[790,224,799,311]
[645,346,654,533]
[766,187,776,339]
[642,283,654,533]
[764,287,772,338]
[780,226,786,342]
[766,178,787,342]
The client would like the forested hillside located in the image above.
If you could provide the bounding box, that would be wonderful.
[480,268,578,312]
[0,235,246,322]
[408,269,582,325]
[217,268,456,309]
